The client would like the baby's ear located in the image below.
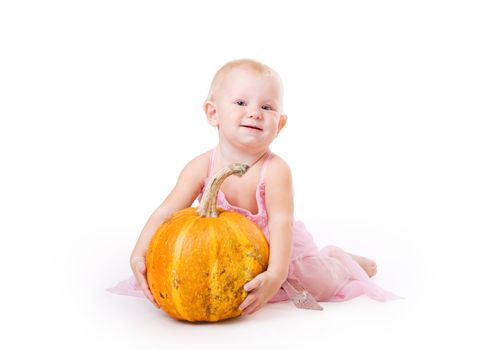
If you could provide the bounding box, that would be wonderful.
[277,114,288,135]
[203,100,219,127]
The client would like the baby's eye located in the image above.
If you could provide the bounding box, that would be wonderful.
[262,105,273,111]
[235,100,246,106]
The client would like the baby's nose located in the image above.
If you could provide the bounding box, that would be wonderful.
[248,109,262,119]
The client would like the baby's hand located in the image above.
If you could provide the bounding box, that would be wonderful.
[239,271,282,316]
[130,256,160,308]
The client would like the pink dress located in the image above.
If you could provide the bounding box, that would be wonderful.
[108,149,400,307]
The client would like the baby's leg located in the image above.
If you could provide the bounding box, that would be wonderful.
[349,254,377,278]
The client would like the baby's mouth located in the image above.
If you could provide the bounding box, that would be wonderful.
[240,124,263,131]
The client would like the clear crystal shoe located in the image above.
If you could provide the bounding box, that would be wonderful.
[281,279,323,310]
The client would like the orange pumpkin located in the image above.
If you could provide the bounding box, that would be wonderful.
[146,164,269,322]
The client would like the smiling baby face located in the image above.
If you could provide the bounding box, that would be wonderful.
[204,60,287,152]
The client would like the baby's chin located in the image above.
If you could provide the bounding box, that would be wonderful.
[234,131,274,148]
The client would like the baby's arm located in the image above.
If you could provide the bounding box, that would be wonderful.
[263,157,294,283]
[239,157,294,315]
[130,152,209,306]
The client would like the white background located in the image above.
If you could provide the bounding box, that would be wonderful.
[1,1,502,349]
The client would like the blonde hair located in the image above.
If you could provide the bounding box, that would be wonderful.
[206,58,281,101]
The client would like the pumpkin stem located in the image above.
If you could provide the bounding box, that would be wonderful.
[197,163,250,218]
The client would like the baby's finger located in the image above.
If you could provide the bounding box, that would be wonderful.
[239,294,256,312]
[244,275,263,292]
[141,281,160,308]
[132,265,160,308]
[241,299,261,316]
[247,301,263,315]
[132,266,147,288]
